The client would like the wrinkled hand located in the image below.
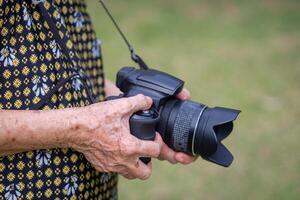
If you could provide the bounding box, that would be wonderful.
[69,94,161,180]
[156,88,198,164]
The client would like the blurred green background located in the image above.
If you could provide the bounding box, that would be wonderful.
[86,0,300,199]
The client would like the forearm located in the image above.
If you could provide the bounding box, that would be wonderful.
[0,109,76,156]
[0,79,120,157]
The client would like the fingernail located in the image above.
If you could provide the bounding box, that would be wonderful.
[170,160,178,164]
[171,155,178,164]
[146,96,152,103]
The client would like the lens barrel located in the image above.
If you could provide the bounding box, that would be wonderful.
[157,99,240,167]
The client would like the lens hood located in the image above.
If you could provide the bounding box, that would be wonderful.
[195,107,240,167]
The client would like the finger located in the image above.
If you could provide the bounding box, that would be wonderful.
[134,138,161,158]
[155,133,177,164]
[119,166,136,180]
[175,152,198,165]
[155,133,197,164]
[176,88,191,100]
[128,159,152,180]
[121,94,153,115]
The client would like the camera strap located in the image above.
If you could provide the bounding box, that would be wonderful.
[99,0,149,70]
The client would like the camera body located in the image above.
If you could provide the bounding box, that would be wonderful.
[116,67,184,107]
[111,67,240,167]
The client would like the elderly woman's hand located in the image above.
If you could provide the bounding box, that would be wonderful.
[69,94,161,180]
[155,88,198,164]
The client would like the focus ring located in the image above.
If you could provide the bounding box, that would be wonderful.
[171,101,198,152]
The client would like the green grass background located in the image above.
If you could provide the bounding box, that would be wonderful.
[86,0,300,199]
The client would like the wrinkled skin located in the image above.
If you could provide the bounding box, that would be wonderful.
[70,94,161,180]
[70,88,197,180]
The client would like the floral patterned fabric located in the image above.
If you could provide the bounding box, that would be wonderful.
[0,0,118,199]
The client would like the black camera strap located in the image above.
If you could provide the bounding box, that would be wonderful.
[99,0,149,70]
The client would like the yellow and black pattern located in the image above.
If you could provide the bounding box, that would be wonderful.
[0,0,118,199]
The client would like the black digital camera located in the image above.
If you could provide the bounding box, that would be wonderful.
[110,67,240,167]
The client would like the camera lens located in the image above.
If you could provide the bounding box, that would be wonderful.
[157,99,240,167]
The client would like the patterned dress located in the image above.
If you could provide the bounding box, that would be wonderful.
[0,0,118,199]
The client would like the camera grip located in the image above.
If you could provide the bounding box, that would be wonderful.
[129,109,160,164]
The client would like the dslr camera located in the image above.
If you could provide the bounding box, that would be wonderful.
[110,67,240,167]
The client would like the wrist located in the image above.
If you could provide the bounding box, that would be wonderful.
[38,108,80,149]
[63,105,100,149]
[59,108,81,149]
